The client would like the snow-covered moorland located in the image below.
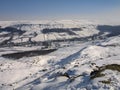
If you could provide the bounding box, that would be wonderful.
[0,20,120,90]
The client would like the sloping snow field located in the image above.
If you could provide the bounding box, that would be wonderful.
[0,21,120,90]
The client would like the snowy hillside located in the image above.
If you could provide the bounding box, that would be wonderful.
[0,20,120,90]
[0,20,99,45]
[0,20,120,48]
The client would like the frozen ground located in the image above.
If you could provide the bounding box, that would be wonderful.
[0,21,120,90]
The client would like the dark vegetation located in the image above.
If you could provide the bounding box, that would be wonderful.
[42,28,80,35]
[90,64,120,79]
[99,79,111,84]
[1,49,57,59]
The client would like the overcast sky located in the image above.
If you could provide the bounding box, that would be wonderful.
[0,0,120,22]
